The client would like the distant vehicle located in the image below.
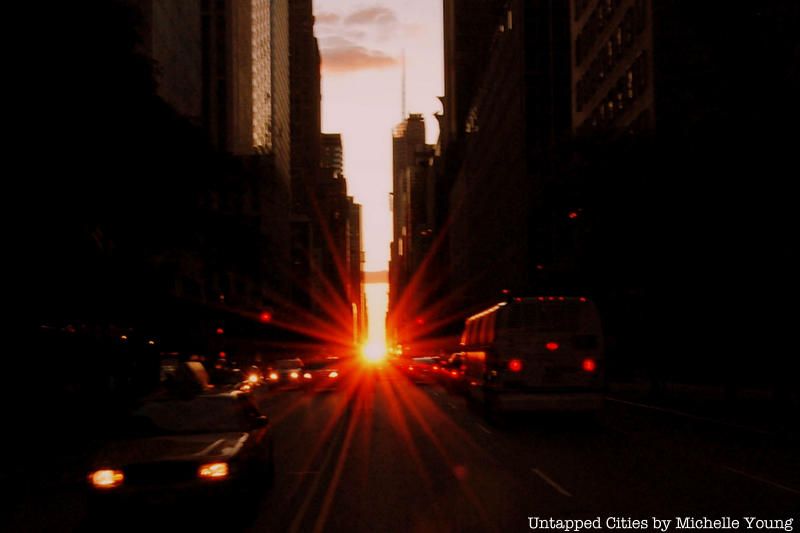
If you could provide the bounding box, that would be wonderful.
[212,367,246,391]
[402,356,439,385]
[301,358,343,391]
[267,358,304,388]
[440,352,468,394]
[87,391,274,512]
[240,366,265,392]
[460,296,604,417]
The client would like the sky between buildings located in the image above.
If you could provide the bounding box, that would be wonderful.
[313,0,444,272]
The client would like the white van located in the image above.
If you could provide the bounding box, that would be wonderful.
[460,296,604,415]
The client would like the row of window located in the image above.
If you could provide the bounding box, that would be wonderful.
[575,4,648,111]
[575,0,648,68]
[578,53,649,135]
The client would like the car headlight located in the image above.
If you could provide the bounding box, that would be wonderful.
[303,372,312,379]
[89,469,124,489]
[328,371,338,378]
[198,462,229,480]
[290,372,299,379]
[269,372,278,380]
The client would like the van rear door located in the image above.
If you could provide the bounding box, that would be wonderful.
[500,299,603,390]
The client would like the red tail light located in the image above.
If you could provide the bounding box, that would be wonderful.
[508,359,523,372]
[545,342,559,351]
[582,358,597,372]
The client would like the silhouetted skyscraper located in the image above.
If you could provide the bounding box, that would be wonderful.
[321,133,344,177]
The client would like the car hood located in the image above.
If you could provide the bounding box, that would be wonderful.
[95,432,250,466]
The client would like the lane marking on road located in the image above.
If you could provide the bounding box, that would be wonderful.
[605,397,773,436]
[723,466,800,495]
[476,423,492,435]
[532,468,573,497]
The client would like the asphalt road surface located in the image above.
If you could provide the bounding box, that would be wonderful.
[6,363,799,532]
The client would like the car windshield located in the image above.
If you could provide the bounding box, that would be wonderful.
[130,396,255,434]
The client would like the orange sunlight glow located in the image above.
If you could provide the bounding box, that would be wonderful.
[363,282,389,363]
[362,341,386,363]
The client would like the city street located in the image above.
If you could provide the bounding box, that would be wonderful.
[19,3,799,532]
[8,364,798,532]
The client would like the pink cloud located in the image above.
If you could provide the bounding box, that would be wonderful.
[321,45,399,73]
[344,6,398,26]
[315,12,340,25]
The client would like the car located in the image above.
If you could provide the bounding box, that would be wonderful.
[87,390,274,514]
[300,357,343,391]
[439,352,468,394]
[402,356,439,385]
[266,358,304,389]
[211,367,246,391]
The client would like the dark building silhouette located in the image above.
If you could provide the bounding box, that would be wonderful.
[27,0,317,402]
[318,133,365,347]
[571,0,655,136]
[441,0,507,152]
[348,199,367,345]
[388,114,438,351]
[289,0,322,213]
[420,0,799,390]
[288,0,327,326]
[133,0,203,124]
[442,0,572,317]
[192,0,292,306]
[321,133,345,177]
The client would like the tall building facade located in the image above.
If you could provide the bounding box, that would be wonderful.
[200,0,274,156]
[316,133,365,349]
[441,0,506,152]
[132,0,203,123]
[430,0,800,388]
[321,133,344,177]
[571,0,654,136]
[447,0,572,311]
[398,0,575,350]
[288,0,326,327]
[270,0,291,188]
[348,199,366,345]
[388,114,436,350]
[289,0,322,213]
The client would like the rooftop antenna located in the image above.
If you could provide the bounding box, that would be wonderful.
[401,48,406,121]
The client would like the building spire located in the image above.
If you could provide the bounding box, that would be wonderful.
[401,48,406,121]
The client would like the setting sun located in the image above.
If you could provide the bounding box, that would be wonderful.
[362,341,386,363]
[362,281,389,363]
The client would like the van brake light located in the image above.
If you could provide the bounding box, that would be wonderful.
[582,358,597,372]
[508,359,523,372]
